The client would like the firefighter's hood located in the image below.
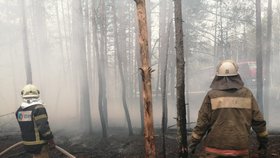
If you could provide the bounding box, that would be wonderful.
[21,98,43,109]
[210,74,244,90]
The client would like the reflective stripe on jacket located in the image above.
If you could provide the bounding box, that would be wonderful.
[191,87,267,154]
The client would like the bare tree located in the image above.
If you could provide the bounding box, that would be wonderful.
[99,0,109,126]
[264,0,272,124]
[20,0,32,84]
[161,19,172,158]
[256,0,264,113]
[92,4,108,138]
[112,0,133,136]
[174,0,188,157]
[72,0,92,134]
[135,22,145,134]
[134,0,156,157]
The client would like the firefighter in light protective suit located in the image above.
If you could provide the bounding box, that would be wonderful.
[16,84,55,158]
[189,60,268,158]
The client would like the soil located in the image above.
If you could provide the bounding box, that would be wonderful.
[0,128,280,158]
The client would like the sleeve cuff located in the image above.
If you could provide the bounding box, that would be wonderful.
[257,130,268,137]
[192,132,202,140]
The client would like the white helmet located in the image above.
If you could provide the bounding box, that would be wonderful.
[216,60,239,76]
[21,84,40,99]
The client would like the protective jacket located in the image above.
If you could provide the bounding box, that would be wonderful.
[191,75,267,156]
[16,100,53,154]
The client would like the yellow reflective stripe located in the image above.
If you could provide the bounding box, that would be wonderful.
[192,132,201,140]
[42,130,52,136]
[34,114,47,121]
[23,140,46,145]
[34,127,40,141]
[35,105,44,109]
[258,130,268,137]
[33,115,40,142]
[211,97,251,110]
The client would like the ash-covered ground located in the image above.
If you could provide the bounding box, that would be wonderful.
[0,127,280,158]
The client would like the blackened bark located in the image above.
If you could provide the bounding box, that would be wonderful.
[174,0,188,157]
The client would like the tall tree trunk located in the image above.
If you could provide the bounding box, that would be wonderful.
[55,0,65,73]
[156,0,167,98]
[92,5,108,138]
[161,20,172,158]
[214,0,219,65]
[219,0,224,59]
[31,0,48,94]
[112,0,133,136]
[264,0,272,125]
[135,20,145,134]
[20,0,32,84]
[100,0,108,126]
[174,0,188,157]
[256,0,264,113]
[72,0,92,134]
[134,0,156,157]
[60,0,71,69]
[84,0,92,101]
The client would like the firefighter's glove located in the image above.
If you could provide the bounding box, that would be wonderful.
[188,138,200,154]
[257,136,268,150]
[48,139,56,149]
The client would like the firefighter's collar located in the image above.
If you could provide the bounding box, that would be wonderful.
[21,98,43,109]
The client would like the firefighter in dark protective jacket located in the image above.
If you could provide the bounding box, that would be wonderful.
[189,60,268,158]
[16,84,55,158]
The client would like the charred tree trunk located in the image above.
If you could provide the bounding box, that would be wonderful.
[72,0,92,134]
[112,0,133,136]
[135,0,156,157]
[174,0,188,157]
[256,0,264,113]
[20,0,32,84]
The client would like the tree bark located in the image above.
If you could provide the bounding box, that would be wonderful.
[134,0,156,157]
[256,0,264,113]
[174,0,188,157]
[135,18,145,134]
[20,0,32,84]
